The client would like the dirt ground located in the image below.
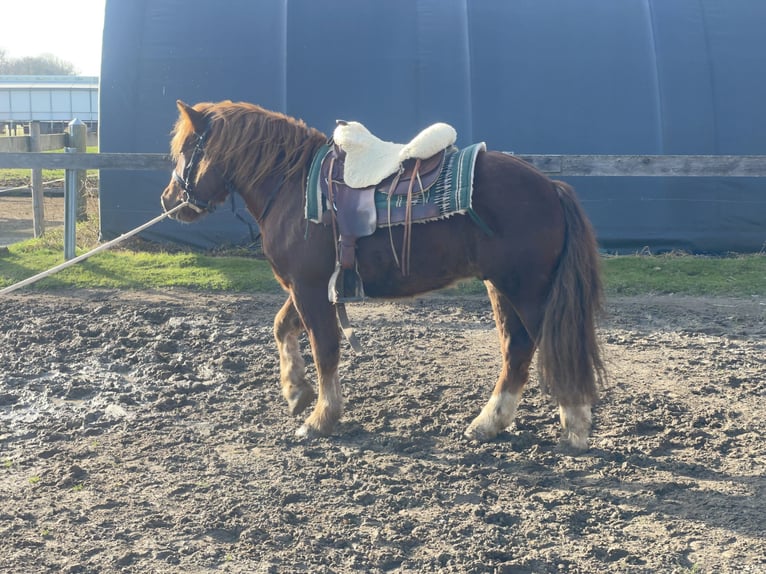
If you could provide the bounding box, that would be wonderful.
[0,287,764,573]
[0,177,100,246]
[0,193,65,246]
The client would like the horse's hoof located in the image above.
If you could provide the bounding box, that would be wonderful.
[464,424,496,443]
[295,424,313,439]
[287,387,316,416]
[295,422,329,439]
[556,436,589,455]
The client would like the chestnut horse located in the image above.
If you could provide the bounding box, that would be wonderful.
[161,100,606,450]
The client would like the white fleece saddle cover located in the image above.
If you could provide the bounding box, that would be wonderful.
[332,120,458,189]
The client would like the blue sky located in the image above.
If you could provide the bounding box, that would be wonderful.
[1,0,106,75]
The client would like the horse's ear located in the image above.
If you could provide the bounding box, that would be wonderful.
[176,100,206,132]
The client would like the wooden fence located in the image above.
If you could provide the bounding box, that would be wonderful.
[0,120,91,240]
[2,151,765,177]
[2,146,766,257]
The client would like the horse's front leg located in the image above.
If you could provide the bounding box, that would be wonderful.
[290,286,343,438]
[274,296,316,416]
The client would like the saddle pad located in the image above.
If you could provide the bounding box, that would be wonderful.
[306,141,487,228]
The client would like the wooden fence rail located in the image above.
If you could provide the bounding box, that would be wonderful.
[2,149,765,258]
[0,152,170,171]
[2,152,766,176]
[518,154,766,178]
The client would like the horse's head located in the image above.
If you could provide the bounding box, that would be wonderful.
[161,100,232,222]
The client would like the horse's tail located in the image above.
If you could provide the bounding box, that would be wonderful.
[537,181,606,406]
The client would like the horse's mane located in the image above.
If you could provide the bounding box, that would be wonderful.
[170,101,327,188]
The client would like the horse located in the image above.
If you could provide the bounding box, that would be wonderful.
[160,100,606,451]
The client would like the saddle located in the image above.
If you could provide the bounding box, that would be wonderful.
[332,120,457,188]
[320,120,457,302]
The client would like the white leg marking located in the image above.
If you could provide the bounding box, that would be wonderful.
[296,370,343,438]
[559,404,592,451]
[464,391,520,442]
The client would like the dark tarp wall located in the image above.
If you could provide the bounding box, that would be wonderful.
[100,0,766,252]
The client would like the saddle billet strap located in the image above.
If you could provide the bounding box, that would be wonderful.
[400,158,421,276]
[336,303,362,353]
[386,199,401,270]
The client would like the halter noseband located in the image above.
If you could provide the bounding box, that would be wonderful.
[172,128,217,213]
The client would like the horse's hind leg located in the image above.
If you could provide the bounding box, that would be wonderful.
[465,283,540,442]
[274,296,316,416]
[558,404,592,452]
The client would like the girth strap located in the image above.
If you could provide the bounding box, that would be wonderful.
[336,303,362,353]
[398,157,421,276]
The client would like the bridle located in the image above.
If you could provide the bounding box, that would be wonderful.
[171,128,221,214]
[171,124,284,224]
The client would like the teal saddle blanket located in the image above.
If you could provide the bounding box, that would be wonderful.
[305,142,488,230]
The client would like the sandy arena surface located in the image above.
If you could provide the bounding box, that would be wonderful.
[1,288,764,573]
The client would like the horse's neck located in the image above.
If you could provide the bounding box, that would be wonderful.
[228,129,325,221]
[241,170,300,225]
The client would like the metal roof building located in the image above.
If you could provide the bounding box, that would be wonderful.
[0,75,98,131]
[99,0,766,253]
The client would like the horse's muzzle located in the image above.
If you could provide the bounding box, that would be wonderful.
[161,189,196,221]
[160,191,178,216]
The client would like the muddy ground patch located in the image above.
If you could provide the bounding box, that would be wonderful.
[1,290,764,573]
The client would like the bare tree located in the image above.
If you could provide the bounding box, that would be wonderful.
[0,52,77,75]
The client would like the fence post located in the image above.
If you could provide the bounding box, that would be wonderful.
[64,147,78,260]
[67,118,88,220]
[29,121,46,237]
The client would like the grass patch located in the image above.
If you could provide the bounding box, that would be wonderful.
[603,252,766,296]
[1,242,281,293]
[440,253,766,297]
[2,239,764,296]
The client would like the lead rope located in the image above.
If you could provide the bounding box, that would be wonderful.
[0,201,190,296]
